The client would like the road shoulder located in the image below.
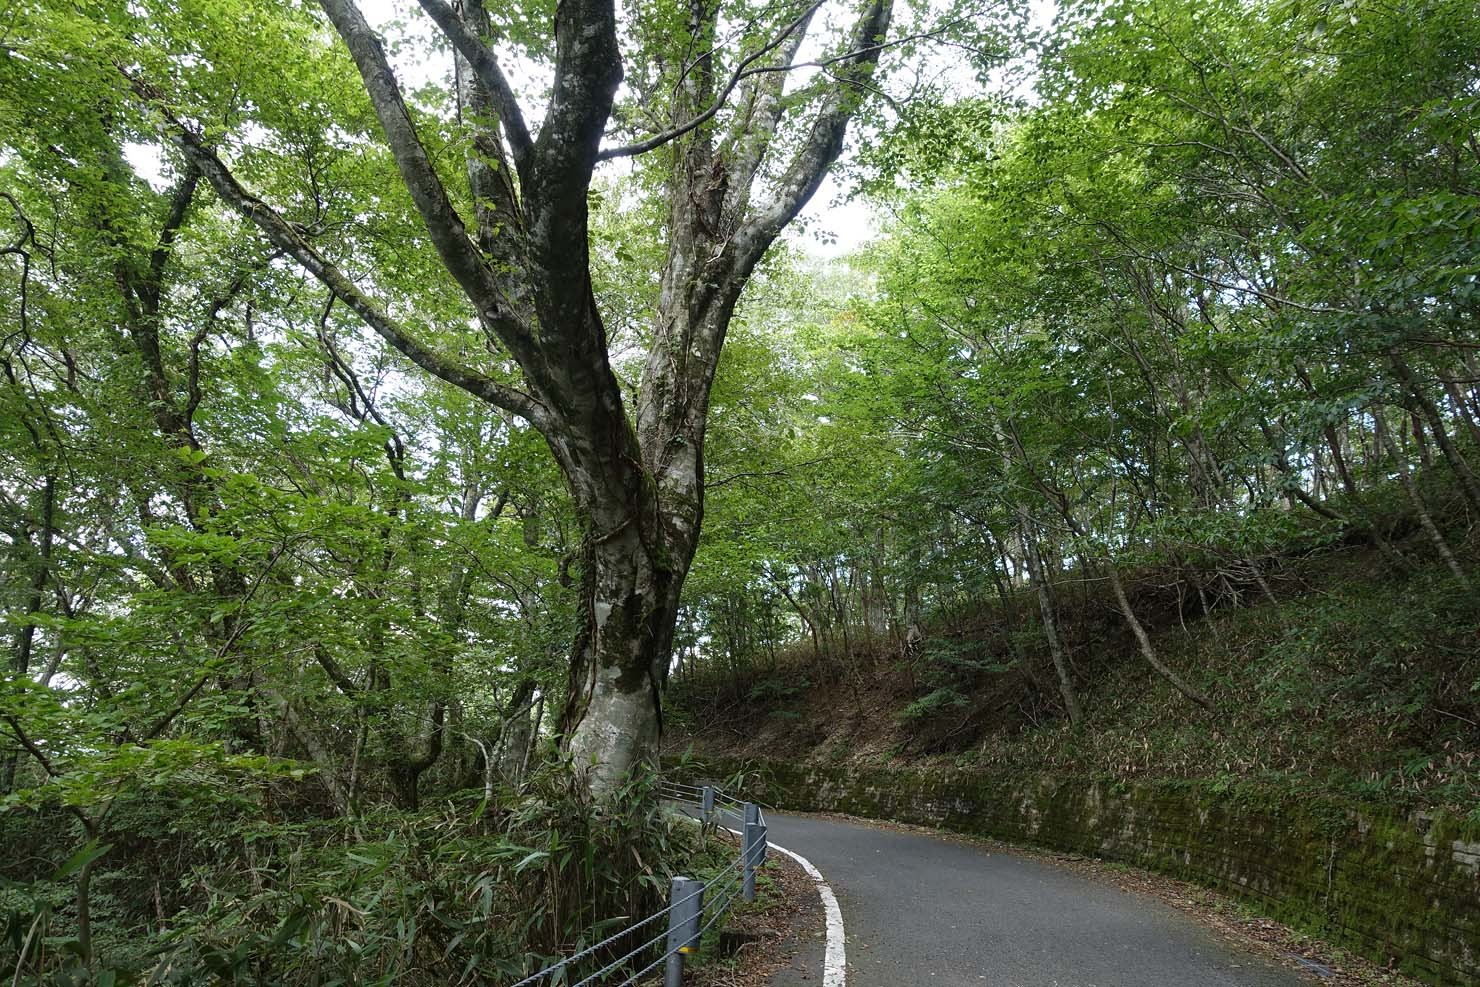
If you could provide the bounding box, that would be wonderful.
[685,840,826,987]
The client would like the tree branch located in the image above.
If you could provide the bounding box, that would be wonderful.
[597,0,825,161]
[136,88,550,429]
[708,455,830,488]
[144,163,200,305]
[527,0,621,243]
[315,0,536,356]
[2,715,61,778]
[313,644,360,697]
[721,5,818,216]
[732,0,893,267]
[415,0,533,172]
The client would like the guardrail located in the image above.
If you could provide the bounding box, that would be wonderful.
[508,780,769,987]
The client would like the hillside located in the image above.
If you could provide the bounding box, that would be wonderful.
[666,524,1480,817]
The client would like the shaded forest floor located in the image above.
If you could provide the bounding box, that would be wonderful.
[666,523,1480,817]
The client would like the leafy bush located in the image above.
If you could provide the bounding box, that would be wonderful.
[1260,565,1480,726]
[2,766,696,986]
[897,687,969,723]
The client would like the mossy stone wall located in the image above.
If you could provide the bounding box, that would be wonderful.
[674,757,1479,986]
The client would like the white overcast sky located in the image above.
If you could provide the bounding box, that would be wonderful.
[352,0,1059,258]
[126,0,1057,256]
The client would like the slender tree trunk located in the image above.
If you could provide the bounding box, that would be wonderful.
[1443,376,1480,448]
[2,476,55,795]
[500,679,537,785]
[1103,562,1214,710]
[1391,350,1480,510]
[1017,516,1082,726]
[1246,559,1280,609]
[1023,452,1213,712]
[1462,353,1480,415]
[1374,412,1471,589]
[74,821,100,971]
[523,693,544,781]
[1292,380,1407,564]
[271,690,354,815]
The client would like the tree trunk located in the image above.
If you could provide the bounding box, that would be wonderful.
[1017,516,1082,726]
[1391,350,1480,510]
[166,0,894,795]
[560,505,676,788]
[523,693,544,781]
[1443,375,1480,448]
[1374,412,1471,589]
[500,679,537,786]
[1103,562,1214,711]
[2,476,55,796]
[1027,458,1213,713]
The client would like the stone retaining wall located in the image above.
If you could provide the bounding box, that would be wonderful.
[673,757,1479,985]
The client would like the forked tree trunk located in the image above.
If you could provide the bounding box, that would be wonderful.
[162,0,893,795]
[1102,561,1214,711]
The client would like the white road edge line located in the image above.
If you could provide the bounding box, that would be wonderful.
[768,840,847,987]
[717,823,846,987]
[683,806,847,987]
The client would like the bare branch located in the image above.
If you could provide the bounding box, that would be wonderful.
[313,644,360,697]
[144,163,200,302]
[2,715,61,778]
[315,0,536,357]
[732,0,893,266]
[1,191,37,344]
[597,0,825,161]
[708,455,830,488]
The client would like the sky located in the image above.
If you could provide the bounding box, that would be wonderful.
[351,0,1057,259]
[125,0,1057,256]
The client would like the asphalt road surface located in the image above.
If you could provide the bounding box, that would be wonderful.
[761,810,1315,987]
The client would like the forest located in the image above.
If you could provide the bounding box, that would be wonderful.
[2,0,1478,981]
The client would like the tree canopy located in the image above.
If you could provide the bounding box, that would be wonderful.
[3,0,1479,980]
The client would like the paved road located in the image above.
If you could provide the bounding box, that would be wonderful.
[762,811,1315,987]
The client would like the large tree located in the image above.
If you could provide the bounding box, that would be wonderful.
[115,0,905,787]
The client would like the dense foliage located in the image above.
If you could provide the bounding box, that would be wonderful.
[672,0,1480,802]
[3,0,1479,979]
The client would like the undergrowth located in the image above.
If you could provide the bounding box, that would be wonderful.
[1,766,708,985]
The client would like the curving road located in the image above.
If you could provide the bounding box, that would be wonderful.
[761,811,1317,987]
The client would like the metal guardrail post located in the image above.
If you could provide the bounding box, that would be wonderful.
[664,875,703,987]
[742,801,764,903]
[512,786,767,987]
